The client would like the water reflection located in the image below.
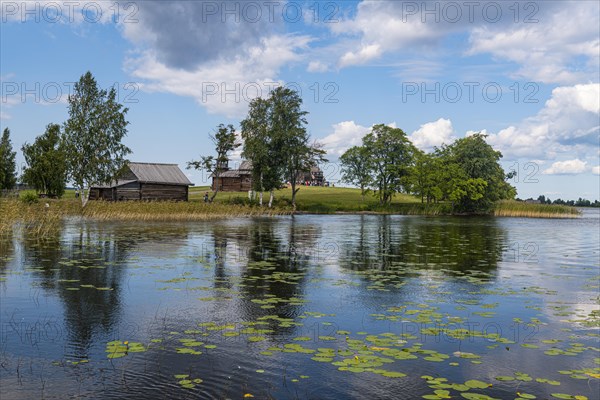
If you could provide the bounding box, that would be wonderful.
[1,215,598,400]
[339,215,506,273]
[204,218,318,333]
[0,234,14,271]
[16,224,194,354]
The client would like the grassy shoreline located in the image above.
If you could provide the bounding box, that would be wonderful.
[492,200,580,218]
[1,187,581,236]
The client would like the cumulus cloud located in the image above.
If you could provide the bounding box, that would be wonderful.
[468,2,600,84]
[484,83,600,159]
[323,1,598,84]
[119,1,315,116]
[339,44,382,68]
[2,1,312,117]
[320,121,371,156]
[543,159,588,175]
[592,166,600,175]
[329,1,450,68]
[120,1,286,70]
[409,118,455,151]
[126,34,311,117]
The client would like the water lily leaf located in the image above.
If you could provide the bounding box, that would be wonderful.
[465,380,490,389]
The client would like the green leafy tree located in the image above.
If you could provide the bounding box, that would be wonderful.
[188,124,239,203]
[21,123,67,197]
[441,133,515,212]
[407,150,444,203]
[0,127,17,191]
[63,71,131,207]
[362,124,415,205]
[339,145,371,201]
[241,87,325,209]
[241,97,280,206]
[269,87,326,209]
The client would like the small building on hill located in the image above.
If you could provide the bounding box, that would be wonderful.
[297,166,325,186]
[211,160,326,191]
[212,160,253,192]
[89,162,193,201]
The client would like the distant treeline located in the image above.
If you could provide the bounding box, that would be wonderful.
[523,195,600,208]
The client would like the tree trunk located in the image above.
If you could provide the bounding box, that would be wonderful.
[259,191,263,206]
[210,173,219,203]
[268,191,274,208]
[291,182,298,210]
[81,185,90,208]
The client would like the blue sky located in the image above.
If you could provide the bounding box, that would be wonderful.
[1,0,599,200]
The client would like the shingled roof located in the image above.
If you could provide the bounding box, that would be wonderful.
[128,162,192,185]
[93,162,193,188]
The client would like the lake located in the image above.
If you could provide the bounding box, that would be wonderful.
[1,210,598,399]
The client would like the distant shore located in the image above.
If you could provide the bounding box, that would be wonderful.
[0,187,582,238]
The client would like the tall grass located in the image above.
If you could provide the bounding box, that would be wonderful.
[0,198,70,238]
[82,199,290,221]
[1,196,290,239]
[493,200,580,218]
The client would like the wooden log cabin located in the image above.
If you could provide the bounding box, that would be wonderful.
[212,161,326,191]
[89,162,193,201]
[212,160,253,192]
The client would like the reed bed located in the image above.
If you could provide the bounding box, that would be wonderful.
[492,200,580,218]
[1,197,291,240]
[0,198,72,237]
[82,200,291,221]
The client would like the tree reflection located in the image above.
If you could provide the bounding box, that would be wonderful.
[204,217,320,335]
[339,216,506,274]
[20,223,191,354]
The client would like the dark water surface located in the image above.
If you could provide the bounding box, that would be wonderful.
[1,210,598,399]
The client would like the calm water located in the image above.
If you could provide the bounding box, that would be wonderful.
[1,211,599,400]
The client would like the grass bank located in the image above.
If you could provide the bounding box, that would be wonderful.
[196,186,580,218]
[492,200,580,218]
[192,186,436,214]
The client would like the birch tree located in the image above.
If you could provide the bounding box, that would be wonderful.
[63,71,131,207]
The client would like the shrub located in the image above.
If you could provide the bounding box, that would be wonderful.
[20,191,39,204]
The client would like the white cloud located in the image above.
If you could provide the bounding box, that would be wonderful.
[321,121,371,156]
[307,61,329,73]
[329,2,445,68]
[409,118,455,151]
[592,166,600,175]
[339,44,382,68]
[468,2,600,84]
[543,159,587,175]
[484,83,600,160]
[322,1,599,84]
[126,34,311,117]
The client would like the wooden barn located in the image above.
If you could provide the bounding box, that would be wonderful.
[212,160,253,192]
[89,162,193,201]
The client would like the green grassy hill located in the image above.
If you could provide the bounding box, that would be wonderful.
[189,186,448,214]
